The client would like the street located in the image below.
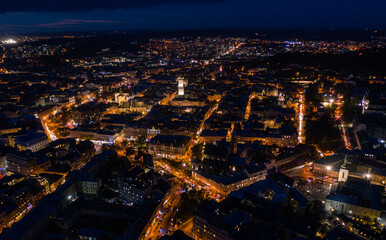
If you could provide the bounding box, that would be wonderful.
[285,164,332,201]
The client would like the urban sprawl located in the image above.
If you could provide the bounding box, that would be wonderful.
[0,32,385,240]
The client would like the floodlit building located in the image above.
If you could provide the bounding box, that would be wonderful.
[325,178,382,221]
[14,132,49,152]
[148,135,191,159]
[6,150,51,176]
[177,76,186,96]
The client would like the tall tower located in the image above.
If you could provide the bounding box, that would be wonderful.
[338,154,349,182]
[278,92,285,106]
[178,77,184,96]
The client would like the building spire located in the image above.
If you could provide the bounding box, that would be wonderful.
[338,154,349,182]
[342,154,348,169]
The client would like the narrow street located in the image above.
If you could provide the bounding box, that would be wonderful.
[335,95,352,149]
[141,185,183,240]
[298,90,306,143]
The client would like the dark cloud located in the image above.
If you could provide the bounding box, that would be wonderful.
[0,19,128,29]
[0,0,226,14]
[37,19,127,27]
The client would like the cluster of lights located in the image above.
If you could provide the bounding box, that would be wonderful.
[2,39,17,44]
[298,93,305,143]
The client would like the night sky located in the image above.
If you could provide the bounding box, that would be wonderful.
[0,0,385,33]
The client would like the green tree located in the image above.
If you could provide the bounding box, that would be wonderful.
[191,143,203,160]
[305,115,342,152]
[175,190,206,224]
[342,100,355,122]
[305,83,320,106]
[75,97,81,105]
[304,200,324,223]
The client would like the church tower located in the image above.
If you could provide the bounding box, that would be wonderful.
[178,77,185,96]
[338,154,349,182]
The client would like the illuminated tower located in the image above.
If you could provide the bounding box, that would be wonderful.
[338,154,349,182]
[278,92,285,106]
[178,77,184,96]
